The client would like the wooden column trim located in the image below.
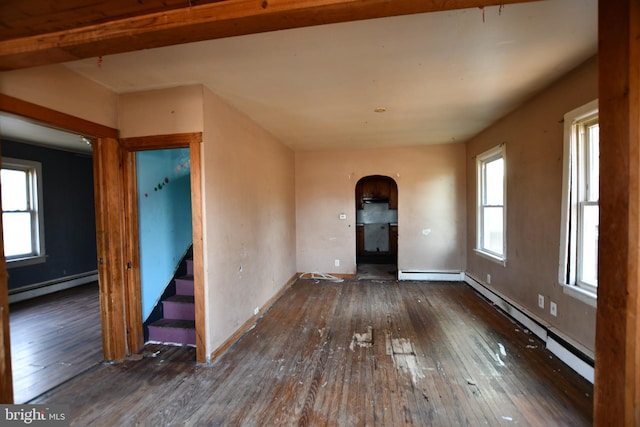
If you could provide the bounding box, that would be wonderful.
[120,132,202,151]
[0,144,14,404]
[594,0,640,424]
[93,137,128,361]
[189,141,206,363]
[121,151,144,354]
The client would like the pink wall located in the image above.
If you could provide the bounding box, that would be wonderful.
[118,86,204,137]
[202,87,296,356]
[117,85,297,359]
[295,144,466,275]
[0,64,118,128]
[465,56,598,353]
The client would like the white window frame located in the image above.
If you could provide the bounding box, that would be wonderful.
[559,100,598,306]
[475,144,506,265]
[1,157,46,268]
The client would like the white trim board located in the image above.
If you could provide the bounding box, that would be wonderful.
[547,333,595,383]
[9,272,98,304]
[398,270,464,281]
[464,273,594,384]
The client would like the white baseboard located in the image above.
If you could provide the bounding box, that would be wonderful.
[464,273,594,384]
[398,270,465,281]
[9,271,98,304]
[464,274,547,341]
[547,334,595,383]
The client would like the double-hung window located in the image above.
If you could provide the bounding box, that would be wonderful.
[559,100,598,303]
[476,144,506,264]
[1,157,46,267]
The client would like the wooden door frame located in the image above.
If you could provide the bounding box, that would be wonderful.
[119,133,205,363]
[0,98,208,404]
[0,94,120,402]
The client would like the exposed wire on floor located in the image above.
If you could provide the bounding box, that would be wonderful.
[299,272,344,283]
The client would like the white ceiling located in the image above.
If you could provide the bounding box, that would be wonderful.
[0,114,93,153]
[5,0,597,153]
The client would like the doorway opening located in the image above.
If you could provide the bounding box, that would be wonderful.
[119,133,204,363]
[136,148,195,347]
[355,175,398,280]
[0,115,102,403]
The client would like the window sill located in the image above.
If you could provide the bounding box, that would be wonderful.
[7,255,47,269]
[474,249,506,267]
[562,284,597,308]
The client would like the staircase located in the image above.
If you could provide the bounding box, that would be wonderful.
[147,258,196,346]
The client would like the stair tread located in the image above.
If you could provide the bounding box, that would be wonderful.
[164,295,194,304]
[149,319,195,329]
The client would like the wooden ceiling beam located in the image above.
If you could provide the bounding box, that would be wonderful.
[0,0,538,71]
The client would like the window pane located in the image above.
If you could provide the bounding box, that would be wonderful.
[1,169,28,211]
[3,212,33,257]
[580,204,598,287]
[483,206,503,255]
[484,157,504,205]
[587,123,599,202]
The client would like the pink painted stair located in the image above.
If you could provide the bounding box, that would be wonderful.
[147,319,196,345]
[175,275,194,296]
[148,258,196,345]
[162,295,195,320]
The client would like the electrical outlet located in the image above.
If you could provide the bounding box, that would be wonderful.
[334,259,340,267]
[486,274,491,284]
[550,301,557,317]
[538,294,545,309]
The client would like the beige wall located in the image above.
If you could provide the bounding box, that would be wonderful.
[0,64,118,128]
[118,86,204,138]
[465,56,598,353]
[202,87,296,357]
[1,72,297,360]
[119,85,297,359]
[295,144,466,275]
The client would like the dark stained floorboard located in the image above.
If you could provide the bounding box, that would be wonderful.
[32,279,593,426]
[9,283,103,404]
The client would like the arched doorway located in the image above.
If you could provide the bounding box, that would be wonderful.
[355,175,398,279]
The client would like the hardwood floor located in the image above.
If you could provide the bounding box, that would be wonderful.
[9,282,103,404]
[33,279,592,426]
[356,263,397,280]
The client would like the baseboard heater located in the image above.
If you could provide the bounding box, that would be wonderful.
[397,270,465,281]
[8,270,99,304]
[464,273,595,384]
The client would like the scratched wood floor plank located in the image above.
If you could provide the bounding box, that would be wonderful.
[31,279,593,426]
[9,283,103,404]
[409,283,512,425]
[426,283,547,424]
